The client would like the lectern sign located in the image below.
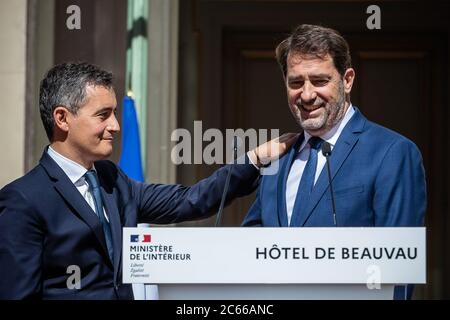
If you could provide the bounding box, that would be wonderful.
[122,227,425,284]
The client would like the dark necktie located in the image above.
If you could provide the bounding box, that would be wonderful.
[84,170,114,262]
[300,137,324,193]
[292,136,324,226]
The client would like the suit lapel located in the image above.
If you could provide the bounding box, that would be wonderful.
[294,108,367,226]
[277,135,304,227]
[40,152,112,266]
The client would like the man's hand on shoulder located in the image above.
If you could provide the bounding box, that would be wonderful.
[248,133,299,168]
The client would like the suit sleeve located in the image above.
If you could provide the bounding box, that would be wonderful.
[128,156,260,224]
[241,186,263,226]
[373,139,427,226]
[0,186,44,299]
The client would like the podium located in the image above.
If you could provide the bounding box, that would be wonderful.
[123,227,425,300]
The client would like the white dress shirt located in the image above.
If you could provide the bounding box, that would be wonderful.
[285,105,355,225]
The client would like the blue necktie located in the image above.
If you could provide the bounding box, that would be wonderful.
[292,136,324,225]
[300,137,323,192]
[84,170,114,263]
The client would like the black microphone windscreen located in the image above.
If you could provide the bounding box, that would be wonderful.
[322,141,332,156]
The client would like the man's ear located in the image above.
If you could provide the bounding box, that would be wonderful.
[343,68,355,94]
[53,106,70,133]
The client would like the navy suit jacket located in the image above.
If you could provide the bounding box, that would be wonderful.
[243,107,426,228]
[0,152,259,299]
[242,108,427,299]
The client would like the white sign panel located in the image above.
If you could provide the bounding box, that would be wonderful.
[122,227,425,284]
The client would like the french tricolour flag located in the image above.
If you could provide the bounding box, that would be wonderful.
[130,234,151,243]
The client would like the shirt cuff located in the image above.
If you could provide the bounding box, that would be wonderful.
[246,151,260,170]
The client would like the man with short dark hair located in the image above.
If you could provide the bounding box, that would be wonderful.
[242,25,426,299]
[0,62,296,299]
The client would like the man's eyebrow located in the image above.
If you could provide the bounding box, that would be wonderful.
[287,73,331,81]
[287,75,304,81]
[309,74,332,79]
[94,106,116,114]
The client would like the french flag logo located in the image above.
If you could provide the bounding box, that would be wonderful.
[130,234,151,243]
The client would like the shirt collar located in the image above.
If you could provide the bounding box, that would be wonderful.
[47,146,95,184]
[302,104,355,150]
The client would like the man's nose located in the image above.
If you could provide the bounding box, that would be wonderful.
[108,114,120,133]
[300,81,317,104]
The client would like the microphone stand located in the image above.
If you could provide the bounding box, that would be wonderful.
[215,136,238,227]
[322,142,337,226]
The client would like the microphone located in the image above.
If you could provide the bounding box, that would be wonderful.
[322,142,337,226]
[215,136,239,227]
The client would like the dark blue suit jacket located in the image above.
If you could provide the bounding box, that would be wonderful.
[242,108,426,299]
[243,107,426,227]
[0,152,259,299]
